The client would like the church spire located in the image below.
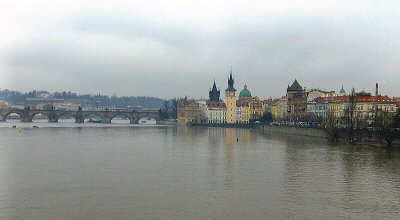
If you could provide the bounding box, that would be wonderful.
[209,79,220,102]
[226,68,236,91]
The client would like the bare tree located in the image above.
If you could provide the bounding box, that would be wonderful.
[326,110,340,142]
[162,100,170,119]
[374,108,400,147]
[344,88,357,143]
[171,96,187,119]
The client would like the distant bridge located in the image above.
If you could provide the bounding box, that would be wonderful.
[0,108,160,124]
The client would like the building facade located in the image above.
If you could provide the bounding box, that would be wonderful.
[271,97,287,122]
[286,79,307,123]
[178,100,207,124]
[206,101,226,123]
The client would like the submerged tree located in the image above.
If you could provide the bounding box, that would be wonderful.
[375,108,400,147]
[170,96,187,119]
[160,100,170,119]
[344,88,357,143]
[326,111,340,142]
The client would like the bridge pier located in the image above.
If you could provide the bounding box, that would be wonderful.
[101,117,111,123]
[48,113,59,122]
[129,117,137,124]
[75,115,84,123]
[21,116,32,122]
[48,118,58,123]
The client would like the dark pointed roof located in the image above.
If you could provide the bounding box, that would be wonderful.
[212,79,217,90]
[209,79,221,102]
[287,79,302,91]
[340,85,346,94]
[226,68,236,91]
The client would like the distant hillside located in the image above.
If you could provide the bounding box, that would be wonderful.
[0,89,165,109]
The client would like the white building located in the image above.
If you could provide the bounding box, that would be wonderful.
[54,102,81,111]
[206,101,226,123]
[307,89,336,103]
[307,97,329,122]
[236,105,242,122]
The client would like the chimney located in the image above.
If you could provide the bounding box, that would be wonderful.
[375,83,379,96]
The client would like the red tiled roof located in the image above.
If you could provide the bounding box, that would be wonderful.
[0,102,6,107]
[330,96,350,103]
[356,95,393,103]
[207,101,226,108]
[329,95,394,103]
[236,99,249,107]
[312,97,332,104]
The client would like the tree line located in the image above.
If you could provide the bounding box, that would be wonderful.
[325,88,400,147]
[0,89,165,109]
[159,97,186,120]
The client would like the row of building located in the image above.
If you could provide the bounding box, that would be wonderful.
[178,70,400,125]
[178,71,270,124]
[271,80,400,125]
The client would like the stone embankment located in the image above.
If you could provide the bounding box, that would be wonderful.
[262,125,400,147]
[262,125,328,138]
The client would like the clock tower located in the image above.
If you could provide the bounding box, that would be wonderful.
[225,69,237,123]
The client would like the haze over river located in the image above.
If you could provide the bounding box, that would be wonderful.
[0,122,399,219]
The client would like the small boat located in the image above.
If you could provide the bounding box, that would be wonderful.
[33,125,39,128]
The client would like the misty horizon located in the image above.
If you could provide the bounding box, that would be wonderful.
[1,1,400,99]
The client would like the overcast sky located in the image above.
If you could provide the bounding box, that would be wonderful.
[1,1,400,99]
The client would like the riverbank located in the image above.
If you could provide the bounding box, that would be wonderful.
[189,122,399,148]
[189,122,261,129]
[262,124,400,148]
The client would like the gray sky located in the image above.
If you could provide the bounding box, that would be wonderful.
[1,0,400,99]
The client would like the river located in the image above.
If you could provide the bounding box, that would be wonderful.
[0,122,399,219]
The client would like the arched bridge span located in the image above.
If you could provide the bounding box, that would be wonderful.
[0,108,160,124]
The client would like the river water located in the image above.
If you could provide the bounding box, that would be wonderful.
[0,122,399,219]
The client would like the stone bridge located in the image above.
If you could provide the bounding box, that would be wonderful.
[0,108,160,124]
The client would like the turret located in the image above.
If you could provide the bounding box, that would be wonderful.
[209,79,221,102]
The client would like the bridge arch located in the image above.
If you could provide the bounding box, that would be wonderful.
[110,113,130,124]
[58,112,76,123]
[136,115,158,124]
[110,112,130,120]
[31,112,50,122]
[83,113,103,123]
[3,111,23,122]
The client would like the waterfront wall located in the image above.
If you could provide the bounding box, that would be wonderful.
[262,125,328,139]
[188,123,399,147]
[190,123,260,129]
[262,125,400,147]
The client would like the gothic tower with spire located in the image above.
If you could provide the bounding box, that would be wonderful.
[225,68,237,123]
[209,80,220,102]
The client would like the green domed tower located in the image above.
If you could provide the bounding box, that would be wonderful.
[239,84,252,98]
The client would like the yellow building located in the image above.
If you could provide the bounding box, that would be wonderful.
[355,95,396,122]
[224,71,237,123]
[177,100,206,124]
[237,100,250,124]
[271,97,287,122]
[248,96,263,122]
[328,94,396,125]
[237,84,252,124]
